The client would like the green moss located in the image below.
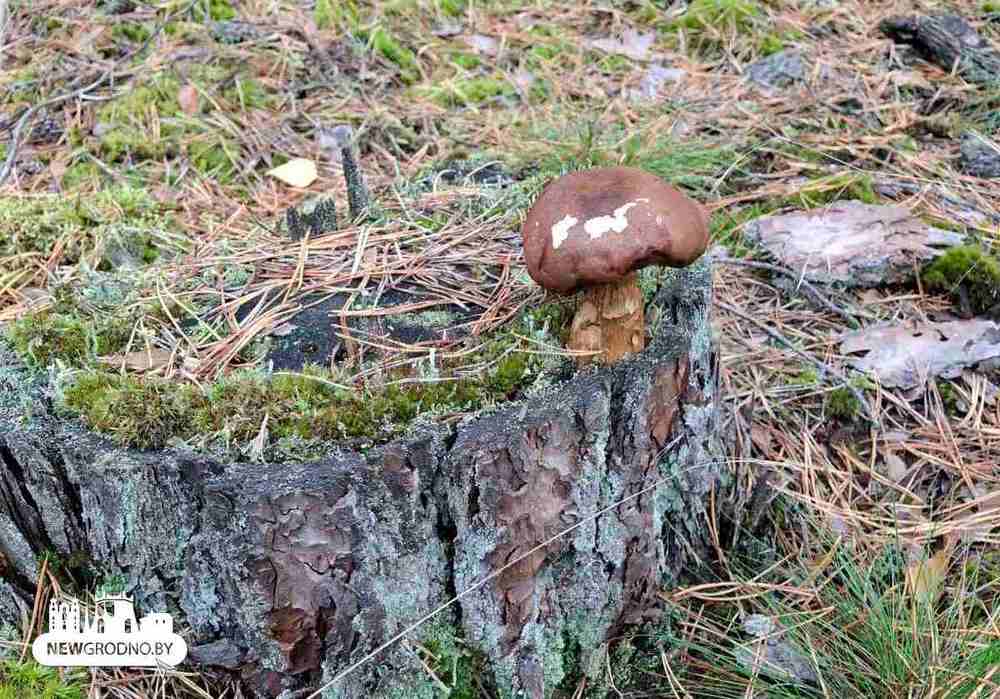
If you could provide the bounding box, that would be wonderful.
[193,0,236,22]
[984,1,1000,12]
[30,290,567,452]
[0,186,167,267]
[597,54,632,75]
[96,75,184,162]
[362,27,419,84]
[9,295,139,369]
[794,368,820,386]
[451,51,480,69]
[61,160,102,189]
[826,386,861,420]
[112,21,152,43]
[221,77,272,110]
[0,658,86,699]
[61,372,194,450]
[671,0,761,35]
[438,0,467,17]
[937,381,962,414]
[189,137,239,182]
[56,361,506,450]
[923,245,1000,316]
[428,76,515,107]
[419,622,483,699]
[760,34,784,56]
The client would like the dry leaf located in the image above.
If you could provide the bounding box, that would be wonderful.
[743,201,964,287]
[271,323,297,337]
[49,156,68,183]
[906,548,950,605]
[627,63,686,101]
[178,84,200,116]
[588,28,657,61]
[464,34,499,56]
[100,349,174,373]
[267,158,318,188]
[883,452,908,482]
[840,319,1000,388]
[511,68,536,95]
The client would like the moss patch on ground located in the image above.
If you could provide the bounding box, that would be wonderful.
[922,244,1000,316]
[0,186,171,276]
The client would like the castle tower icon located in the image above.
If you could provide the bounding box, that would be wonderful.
[87,594,139,635]
[48,597,81,634]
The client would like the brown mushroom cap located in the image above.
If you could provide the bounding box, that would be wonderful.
[521,167,710,293]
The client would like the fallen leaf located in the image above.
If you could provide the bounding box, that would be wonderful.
[511,68,536,95]
[588,28,657,61]
[883,452,908,481]
[271,323,297,337]
[432,22,463,38]
[99,349,174,373]
[464,34,499,56]
[743,201,964,287]
[750,424,775,456]
[906,548,950,605]
[178,83,200,115]
[267,158,318,188]
[49,155,68,183]
[840,319,1000,388]
[627,63,686,101]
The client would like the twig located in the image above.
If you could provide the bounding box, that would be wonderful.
[715,299,875,424]
[716,258,867,329]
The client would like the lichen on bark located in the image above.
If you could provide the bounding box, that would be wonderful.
[0,257,722,698]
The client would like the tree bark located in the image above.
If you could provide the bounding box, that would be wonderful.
[0,259,723,698]
[880,13,1000,86]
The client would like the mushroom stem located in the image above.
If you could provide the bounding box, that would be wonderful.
[568,271,645,366]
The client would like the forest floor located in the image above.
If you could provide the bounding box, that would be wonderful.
[1,0,1000,696]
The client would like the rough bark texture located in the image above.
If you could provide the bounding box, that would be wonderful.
[0,259,722,699]
[881,13,1000,86]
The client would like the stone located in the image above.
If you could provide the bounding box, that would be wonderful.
[959,132,1000,178]
[746,50,806,89]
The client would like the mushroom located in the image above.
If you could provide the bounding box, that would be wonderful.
[521,166,710,365]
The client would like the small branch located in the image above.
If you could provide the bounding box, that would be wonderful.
[716,258,867,329]
[714,299,876,424]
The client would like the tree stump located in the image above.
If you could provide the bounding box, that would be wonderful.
[0,259,723,698]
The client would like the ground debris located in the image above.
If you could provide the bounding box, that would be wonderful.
[840,319,1000,388]
[959,132,1000,178]
[735,614,818,684]
[880,13,1000,86]
[746,50,807,88]
[743,201,964,286]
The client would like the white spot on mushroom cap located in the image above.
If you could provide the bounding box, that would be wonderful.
[583,198,649,240]
[551,214,578,249]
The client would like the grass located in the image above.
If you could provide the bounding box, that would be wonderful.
[658,520,1000,698]
[0,658,86,699]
